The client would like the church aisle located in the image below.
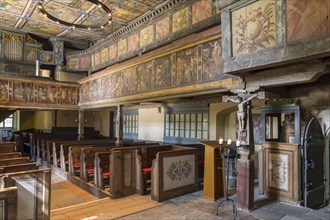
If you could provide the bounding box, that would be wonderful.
[51,171,98,210]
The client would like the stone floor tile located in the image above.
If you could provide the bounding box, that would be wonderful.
[310,209,330,219]
[270,203,311,218]
[251,207,286,220]
[280,215,303,220]
[301,213,325,220]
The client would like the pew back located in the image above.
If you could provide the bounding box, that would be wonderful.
[0,187,17,220]
[0,157,29,166]
[0,142,16,153]
[0,152,21,160]
[0,162,39,174]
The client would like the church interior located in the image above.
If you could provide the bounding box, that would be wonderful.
[0,0,329,219]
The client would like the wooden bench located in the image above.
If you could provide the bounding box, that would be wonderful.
[0,157,30,166]
[94,152,111,190]
[138,145,174,195]
[60,140,115,172]
[0,152,21,160]
[1,168,51,219]
[0,187,17,220]
[0,142,16,153]
[0,162,39,174]
[80,146,116,182]
[50,139,112,169]
[149,145,198,202]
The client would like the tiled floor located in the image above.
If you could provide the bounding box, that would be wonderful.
[50,172,330,219]
[118,191,330,220]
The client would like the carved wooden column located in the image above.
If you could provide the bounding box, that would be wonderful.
[78,109,84,141]
[115,104,123,147]
[236,100,254,211]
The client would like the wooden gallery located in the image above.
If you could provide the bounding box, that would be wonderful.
[0,0,329,219]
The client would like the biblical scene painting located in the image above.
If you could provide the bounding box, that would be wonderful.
[153,55,172,90]
[122,67,138,95]
[13,82,35,103]
[59,86,79,105]
[232,0,276,56]
[109,71,123,97]
[37,85,57,104]
[202,39,223,81]
[80,37,226,103]
[0,80,9,102]
[174,48,197,86]
[136,61,153,93]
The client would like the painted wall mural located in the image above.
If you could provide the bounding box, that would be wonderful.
[0,77,79,108]
[232,0,276,56]
[286,0,330,42]
[172,7,189,33]
[67,0,220,72]
[156,18,170,40]
[80,38,227,104]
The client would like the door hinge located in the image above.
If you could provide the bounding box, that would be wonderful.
[305,159,316,170]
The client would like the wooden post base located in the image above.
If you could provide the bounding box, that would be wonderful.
[236,159,254,211]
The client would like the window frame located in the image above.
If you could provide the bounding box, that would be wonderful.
[123,109,138,139]
[0,114,13,128]
[164,105,209,144]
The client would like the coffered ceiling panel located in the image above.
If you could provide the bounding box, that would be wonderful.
[0,0,167,46]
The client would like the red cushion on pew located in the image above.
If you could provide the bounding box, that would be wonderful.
[87,168,94,174]
[198,160,205,165]
[102,172,110,177]
[74,162,81,168]
[143,168,152,173]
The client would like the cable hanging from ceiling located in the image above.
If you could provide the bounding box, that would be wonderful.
[37,0,112,30]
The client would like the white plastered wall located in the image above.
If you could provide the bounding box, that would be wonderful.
[138,108,164,142]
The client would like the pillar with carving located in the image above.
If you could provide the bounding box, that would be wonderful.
[236,100,255,211]
[78,109,84,141]
[115,104,124,147]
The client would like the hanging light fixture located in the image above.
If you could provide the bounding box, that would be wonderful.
[38,0,112,30]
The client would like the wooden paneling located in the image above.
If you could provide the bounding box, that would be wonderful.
[260,142,301,204]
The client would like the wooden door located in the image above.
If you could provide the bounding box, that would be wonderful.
[302,116,325,208]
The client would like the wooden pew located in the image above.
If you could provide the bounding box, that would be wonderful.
[0,152,21,160]
[94,152,111,190]
[137,145,173,195]
[0,187,17,220]
[0,162,39,174]
[60,140,115,172]
[149,145,198,202]
[1,168,51,220]
[0,157,30,166]
[80,146,115,182]
[68,144,115,175]
[76,143,158,180]
[178,144,205,189]
[0,142,16,153]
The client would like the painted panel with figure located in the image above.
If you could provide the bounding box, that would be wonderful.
[136,61,153,93]
[122,67,138,96]
[128,33,140,52]
[0,81,9,102]
[80,56,90,69]
[202,39,223,81]
[172,7,190,33]
[153,55,172,90]
[174,48,197,86]
[37,85,57,104]
[232,0,276,56]
[156,18,170,40]
[109,71,123,97]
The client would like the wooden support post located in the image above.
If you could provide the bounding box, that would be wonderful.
[115,105,123,147]
[78,109,84,141]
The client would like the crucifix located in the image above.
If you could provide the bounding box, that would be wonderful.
[222,90,268,211]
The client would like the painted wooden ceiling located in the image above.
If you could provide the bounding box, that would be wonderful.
[0,0,166,45]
